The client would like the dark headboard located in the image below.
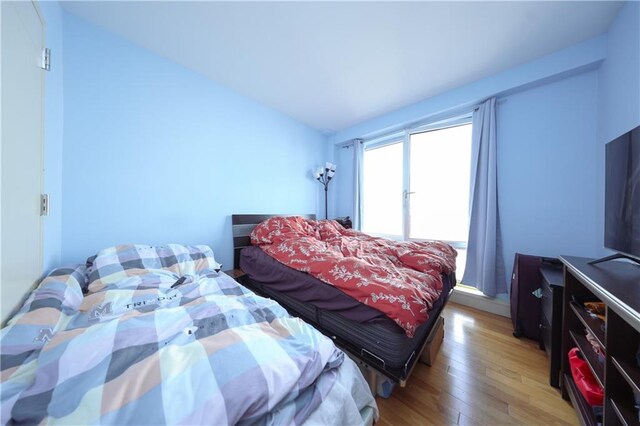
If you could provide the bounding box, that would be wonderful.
[231,214,316,269]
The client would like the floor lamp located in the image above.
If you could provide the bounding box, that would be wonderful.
[314,162,336,219]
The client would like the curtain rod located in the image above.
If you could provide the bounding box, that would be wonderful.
[473,97,508,111]
[341,138,362,149]
[340,97,509,147]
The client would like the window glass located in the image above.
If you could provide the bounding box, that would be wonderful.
[362,141,403,236]
[409,123,472,243]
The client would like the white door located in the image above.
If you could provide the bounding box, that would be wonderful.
[1,0,45,323]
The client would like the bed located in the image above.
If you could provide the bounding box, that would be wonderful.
[0,244,378,425]
[232,214,457,386]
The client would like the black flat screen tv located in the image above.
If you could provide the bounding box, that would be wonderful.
[603,125,640,261]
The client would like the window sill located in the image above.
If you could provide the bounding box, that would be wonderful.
[455,283,483,296]
[450,286,510,318]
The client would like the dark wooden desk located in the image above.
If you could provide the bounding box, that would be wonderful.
[539,263,564,388]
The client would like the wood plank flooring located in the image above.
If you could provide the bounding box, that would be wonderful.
[376,303,577,425]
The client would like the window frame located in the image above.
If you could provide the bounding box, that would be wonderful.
[359,112,473,248]
[405,115,473,249]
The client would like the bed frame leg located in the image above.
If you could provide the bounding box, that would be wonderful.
[367,368,378,394]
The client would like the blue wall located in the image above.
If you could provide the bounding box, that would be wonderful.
[598,1,640,145]
[498,71,599,268]
[595,1,640,256]
[60,13,326,268]
[40,1,64,272]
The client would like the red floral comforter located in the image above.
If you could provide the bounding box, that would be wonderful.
[250,216,457,337]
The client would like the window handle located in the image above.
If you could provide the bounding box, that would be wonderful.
[404,190,416,199]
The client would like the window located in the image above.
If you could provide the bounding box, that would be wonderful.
[362,140,403,237]
[360,117,473,278]
[409,122,472,277]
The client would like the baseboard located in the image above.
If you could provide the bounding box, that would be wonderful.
[450,288,511,318]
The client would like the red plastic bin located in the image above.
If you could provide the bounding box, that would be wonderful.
[568,347,604,406]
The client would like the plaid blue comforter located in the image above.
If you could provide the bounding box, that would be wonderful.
[1,245,344,425]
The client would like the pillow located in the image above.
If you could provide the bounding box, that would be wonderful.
[250,216,320,245]
[84,244,222,294]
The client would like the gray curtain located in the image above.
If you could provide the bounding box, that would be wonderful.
[353,139,364,230]
[462,98,506,297]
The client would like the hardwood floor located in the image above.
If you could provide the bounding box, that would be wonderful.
[376,303,577,425]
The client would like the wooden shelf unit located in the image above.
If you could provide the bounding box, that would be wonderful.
[560,256,640,426]
[569,301,605,347]
[564,372,598,426]
[569,330,605,387]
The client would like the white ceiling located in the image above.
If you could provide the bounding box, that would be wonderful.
[60,1,624,132]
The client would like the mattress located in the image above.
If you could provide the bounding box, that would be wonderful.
[239,245,456,383]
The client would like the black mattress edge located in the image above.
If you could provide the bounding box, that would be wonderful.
[238,274,453,383]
